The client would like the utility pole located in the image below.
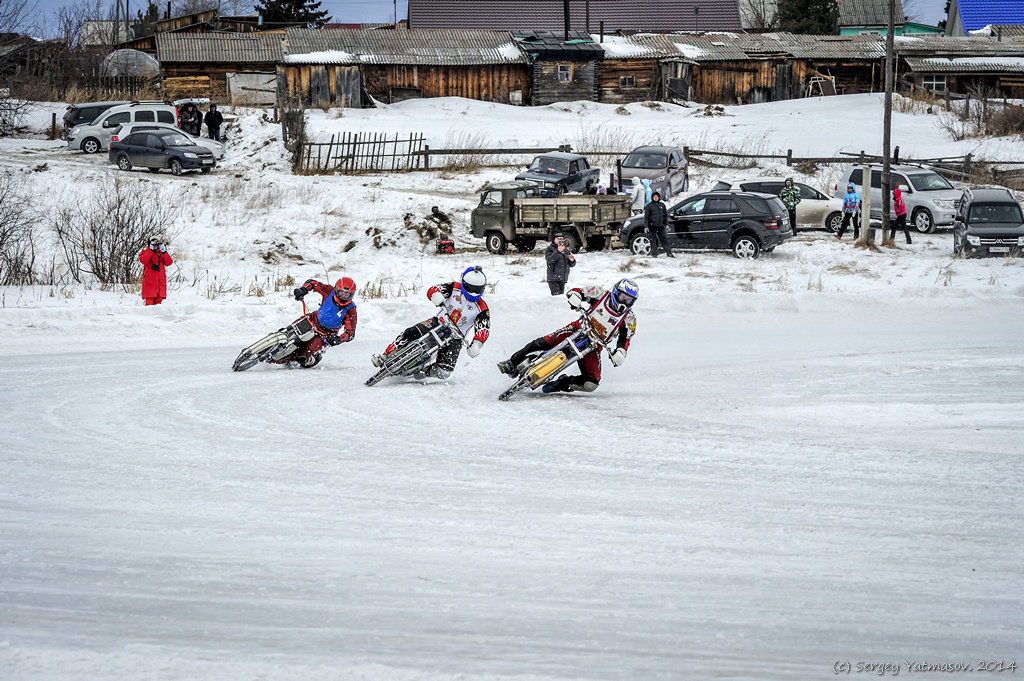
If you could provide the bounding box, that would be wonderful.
[880,0,897,245]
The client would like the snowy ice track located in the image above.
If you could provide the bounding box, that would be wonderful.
[3,298,1023,681]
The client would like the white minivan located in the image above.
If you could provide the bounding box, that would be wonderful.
[67,101,178,154]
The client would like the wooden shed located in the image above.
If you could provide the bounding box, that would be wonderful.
[897,35,1024,97]
[155,32,283,103]
[281,28,531,106]
[515,30,603,105]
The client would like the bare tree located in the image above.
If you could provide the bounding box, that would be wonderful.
[0,171,39,285]
[741,0,780,31]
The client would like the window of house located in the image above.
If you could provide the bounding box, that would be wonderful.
[922,75,946,93]
[558,65,572,83]
[619,75,636,88]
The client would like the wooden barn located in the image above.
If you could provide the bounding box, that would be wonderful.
[280,28,531,106]
[595,32,887,105]
[515,30,603,105]
[118,10,261,53]
[155,32,283,103]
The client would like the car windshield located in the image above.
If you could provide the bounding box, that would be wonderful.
[528,156,569,175]
[159,133,195,147]
[907,172,954,191]
[622,152,668,169]
[969,203,1023,224]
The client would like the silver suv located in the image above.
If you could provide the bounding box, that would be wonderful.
[836,164,961,233]
[953,187,1024,257]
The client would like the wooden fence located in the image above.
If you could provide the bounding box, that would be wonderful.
[297,132,427,174]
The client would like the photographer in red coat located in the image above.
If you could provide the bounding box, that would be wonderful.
[139,235,173,305]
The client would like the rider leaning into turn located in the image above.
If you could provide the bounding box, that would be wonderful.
[289,277,358,367]
[498,278,638,394]
[371,266,491,380]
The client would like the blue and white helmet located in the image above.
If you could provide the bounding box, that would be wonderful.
[461,266,487,302]
[611,278,639,312]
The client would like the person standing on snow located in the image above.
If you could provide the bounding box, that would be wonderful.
[779,177,801,235]
[836,183,861,240]
[644,191,673,258]
[289,277,358,368]
[889,187,912,245]
[629,175,645,215]
[204,104,224,141]
[371,267,490,380]
[497,279,638,395]
[139,236,172,306]
[545,234,576,296]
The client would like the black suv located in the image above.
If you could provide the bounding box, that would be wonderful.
[619,191,793,259]
[108,129,215,175]
[953,187,1024,257]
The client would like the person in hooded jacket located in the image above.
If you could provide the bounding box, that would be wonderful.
[204,104,224,141]
[888,187,912,245]
[180,104,200,136]
[545,234,576,295]
[779,177,801,235]
[139,236,173,305]
[836,183,861,240]
[629,176,645,215]
[644,191,673,258]
[290,277,358,368]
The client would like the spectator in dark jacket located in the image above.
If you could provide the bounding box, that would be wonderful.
[204,104,224,141]
[180,104,200,137]
[544,234,576,295]
[644,191,673,258]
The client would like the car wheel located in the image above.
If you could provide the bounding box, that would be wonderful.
[732,234,761,259]
[81,138,100,154]
[116,155,132,171]
[485,231,508,255]
[556,185,566,196]
[825,212,842,233]
[169,159,183,176]
[629,232,652,256]
[913,208,935,234]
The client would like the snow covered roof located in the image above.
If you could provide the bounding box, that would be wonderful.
[953,0,1024,34]
[283,28,530,66]
[594,32,887,62]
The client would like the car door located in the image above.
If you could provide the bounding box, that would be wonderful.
[100,111,130,147]
[667,149,686,193]
[143,133,166,167]
[795,183,827,227]
[700,196,742,249]
[567,160,581,191]
[666,196,707,247]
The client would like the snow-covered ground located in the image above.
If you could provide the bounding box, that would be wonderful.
[1,94,1022,680]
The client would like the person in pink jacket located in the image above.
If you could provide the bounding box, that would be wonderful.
[139,236,173,305]
[889,187,912,245]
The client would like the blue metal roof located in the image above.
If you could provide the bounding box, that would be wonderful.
[957,0,1024,32]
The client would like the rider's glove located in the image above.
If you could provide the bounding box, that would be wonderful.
[326,334,342,346]
[429,290,445,306]
[609,348,627,367]
[293,287,307,300]
[467,340,483,358]
[566,290,584,310]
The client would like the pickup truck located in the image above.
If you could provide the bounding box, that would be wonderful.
[515,152,600,195]
[471,181,632,254]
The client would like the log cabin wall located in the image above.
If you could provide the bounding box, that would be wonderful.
[361,64,531,104]
[532,61,598,105]
[277,64,362,107]
[597,59,660,104]
[163,62,275,102]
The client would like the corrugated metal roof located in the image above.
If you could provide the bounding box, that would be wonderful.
[904,55,1024,73]
[155,32,284,62]
[895,34,1024,56]
[283,28,530,65]
[597,32,887,62]
[407,0,742,33]
[837,0,906,27]
[956,0,1024,33]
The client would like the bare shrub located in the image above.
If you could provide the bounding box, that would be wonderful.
[436,129,489,173]
[52,174,177,287]
[0,172,38,285]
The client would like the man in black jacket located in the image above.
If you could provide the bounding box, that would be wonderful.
[544,234,576,295]
[204,104,224,141]
[644,191,673,258]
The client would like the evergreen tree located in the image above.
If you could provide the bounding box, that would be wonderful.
[134,1,161,38]
[254,0,330,28]
[778,0,837,35]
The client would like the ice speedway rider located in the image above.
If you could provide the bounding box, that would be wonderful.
[498,278,638,393]
[371,266,491,379]
[287,277,358,367]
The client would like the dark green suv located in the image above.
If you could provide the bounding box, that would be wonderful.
[953,188,1024,257]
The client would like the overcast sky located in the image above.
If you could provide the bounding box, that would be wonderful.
[23,0,948,38]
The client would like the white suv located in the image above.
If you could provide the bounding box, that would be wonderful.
[67,101,177,154]
[836,164,961,233]
[712,176,844,232]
